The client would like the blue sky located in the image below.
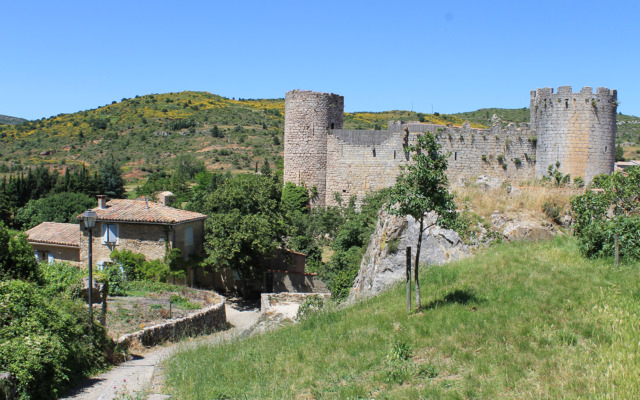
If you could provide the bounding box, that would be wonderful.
[1,0,639,120]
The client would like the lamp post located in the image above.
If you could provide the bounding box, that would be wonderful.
[82,210,98,324]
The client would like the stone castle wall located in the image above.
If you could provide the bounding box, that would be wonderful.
[284,87,616,207]
[531,86,617,181]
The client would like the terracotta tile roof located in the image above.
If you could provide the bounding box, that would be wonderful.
[26,222,80,247]
[79,199,207,224]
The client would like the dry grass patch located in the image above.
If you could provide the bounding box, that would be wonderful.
[454,184,582,219]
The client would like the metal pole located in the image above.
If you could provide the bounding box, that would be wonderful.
[406,246,411,313]
[614,233,619,267]
[88,228,93,325]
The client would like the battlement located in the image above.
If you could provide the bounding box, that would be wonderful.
[531,86,617,99]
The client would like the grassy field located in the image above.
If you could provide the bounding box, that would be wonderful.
[165,236,640,399]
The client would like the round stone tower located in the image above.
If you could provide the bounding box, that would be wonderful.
[531,86,617,182]
[284,90,344,206]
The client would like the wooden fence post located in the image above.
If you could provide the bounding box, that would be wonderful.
[614,233,619,267]
[406,246,411,312]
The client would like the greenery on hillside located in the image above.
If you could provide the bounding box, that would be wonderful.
[452,107,530,127]
[0,114,27,125]
[166,236,640,399]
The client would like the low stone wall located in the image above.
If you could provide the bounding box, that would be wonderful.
[117,300,226,348]
[261,292,332,313]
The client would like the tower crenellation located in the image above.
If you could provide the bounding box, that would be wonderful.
[531,86,617,182]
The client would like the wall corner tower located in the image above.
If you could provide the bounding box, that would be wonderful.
[532,86,617,182]
[284,90,344,207]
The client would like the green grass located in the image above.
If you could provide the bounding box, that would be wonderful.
[165,236,640,399]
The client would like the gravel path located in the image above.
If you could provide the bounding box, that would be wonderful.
[60,299,260,400]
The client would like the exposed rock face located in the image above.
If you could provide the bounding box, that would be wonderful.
[348,210,470,302]
[490,211,555,241]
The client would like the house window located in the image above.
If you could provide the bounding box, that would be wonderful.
[185,226,194,256]
[48,252,55,264]
[102,223,118,244]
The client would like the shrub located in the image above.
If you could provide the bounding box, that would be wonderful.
[0,224,39,282]
[571,168,640,259]
[110,249,146,280]
[0,280,111,399]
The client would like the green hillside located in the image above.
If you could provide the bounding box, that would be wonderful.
[0,92,472,182]
[0,114,27,125]
[0,92,637,182]
[452,107,530,126]
[166,236,640,399]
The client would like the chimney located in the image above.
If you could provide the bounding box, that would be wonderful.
[97,195,107,210]
[145,197,149,210]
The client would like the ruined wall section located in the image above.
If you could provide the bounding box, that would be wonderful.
[325,129,407,206]
[284,90,344,207]
[325,121,536,206]
[532,86,617,182]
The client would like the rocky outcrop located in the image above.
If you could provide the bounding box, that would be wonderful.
[348,210,470,302]
[490,211,555,241]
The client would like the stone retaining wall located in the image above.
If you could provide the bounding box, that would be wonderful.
[117,300,226,348]
[261,292,331,313]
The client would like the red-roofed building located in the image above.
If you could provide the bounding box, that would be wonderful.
[26,222,81,265]
[77,196,207,266]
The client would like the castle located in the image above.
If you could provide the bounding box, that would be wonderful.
[283,87,617,207]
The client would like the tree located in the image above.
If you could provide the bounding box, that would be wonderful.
[615,144,626,162]
[281,182,309,214]
[571,167,640,259]
[387,132,457,312]
[99,155,126,198]
[15,192,95,229]
[199,174,283,288]
[0,223,39,282]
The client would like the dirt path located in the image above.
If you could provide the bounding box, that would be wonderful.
[60,299,260,400]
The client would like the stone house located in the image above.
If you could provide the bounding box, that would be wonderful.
[78,196,207,266]
[26,222,81,265]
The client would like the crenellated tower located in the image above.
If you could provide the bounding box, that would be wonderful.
[284,90,344,206]
[531,86,617,182]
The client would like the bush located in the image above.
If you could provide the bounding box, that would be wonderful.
[0,224,39,282]
[0,280,112,399]
[38,262,83,298]
[110,249,146,280]
[571,168,640,260]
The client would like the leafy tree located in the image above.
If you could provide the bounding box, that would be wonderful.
[0,223,39,282]
[387,132,456,312]
[281,182,309,214]
[14,192,95,229]
[260,159,272,176]
[571,167,640,259]
[173,154,206,180]
[199,174,283,287]
[99,155,126,198]
[615,144,626,162]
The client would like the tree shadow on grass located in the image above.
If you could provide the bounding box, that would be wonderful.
[423,289,479,310]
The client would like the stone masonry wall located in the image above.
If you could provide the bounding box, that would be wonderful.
[284,87,616,208]
[117,299,226,348]
[324,121,536,206]
[80,222,169,265]
[284,90,344,207]
[532,86,617,182]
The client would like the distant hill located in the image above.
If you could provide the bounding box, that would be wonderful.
[0,92,636,182]
[452,108,530,127]
[0,114,27,125]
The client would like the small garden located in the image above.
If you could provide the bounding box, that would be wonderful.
[103,281,222,340]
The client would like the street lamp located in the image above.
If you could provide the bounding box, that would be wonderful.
[82,210,98,324]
